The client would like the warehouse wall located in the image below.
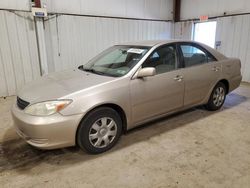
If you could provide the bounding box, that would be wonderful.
[173,21,193,40]
[0,0,174,97]
[216,15,250,82]
[174,17,250,82]
[41,0,173,20]
[0,10,41,97]
[181,0,250,20]
[44,15,172,72]
[0,0,173,20]
[41,0,174,72]
[0,0,30,11]
[174,0,250,82]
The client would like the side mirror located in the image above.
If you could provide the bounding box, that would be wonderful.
[137,67,156,78]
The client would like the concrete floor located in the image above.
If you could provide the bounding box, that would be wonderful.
[0,84,250,188]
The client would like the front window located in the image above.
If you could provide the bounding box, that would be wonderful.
[142,45,177,74]
[81,45,150,77]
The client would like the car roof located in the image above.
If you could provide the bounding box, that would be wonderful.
[118,40,227,60]
[119,40,178,47]
[119,39,204,47]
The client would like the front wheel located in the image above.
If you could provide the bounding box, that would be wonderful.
[77,107,122,154]
[205,82,226,111]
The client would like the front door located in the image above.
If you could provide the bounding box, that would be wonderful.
[130,44,185,125]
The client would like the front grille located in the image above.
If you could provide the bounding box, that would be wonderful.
[17,97,30,110]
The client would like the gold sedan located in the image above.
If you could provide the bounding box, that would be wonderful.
[12,40,242,154]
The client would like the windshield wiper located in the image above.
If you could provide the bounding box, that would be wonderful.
[80,66,118,77]
[82,68,106,76]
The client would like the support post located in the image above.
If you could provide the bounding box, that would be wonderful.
[35,17,48,75]
[173,0,181,22]
[33,0,48,75]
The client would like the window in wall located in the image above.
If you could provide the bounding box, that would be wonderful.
[193,21,217,48]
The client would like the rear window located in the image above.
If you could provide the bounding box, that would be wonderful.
[180,44,216,67]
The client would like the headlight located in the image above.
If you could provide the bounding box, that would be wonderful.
[24,100,72,116]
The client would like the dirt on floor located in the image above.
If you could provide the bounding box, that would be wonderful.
[0,83,250,188]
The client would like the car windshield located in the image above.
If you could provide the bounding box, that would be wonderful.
[81,45,150,77]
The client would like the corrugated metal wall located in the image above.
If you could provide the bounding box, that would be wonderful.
[44,15,172,72]
[0,0,174,97]
[181,0,250,20]
[0,10,41,97]
[0,0,30,11]
[173,15,250,82]
[216,15,250,82]
[173,21,193,40]
[0,11,173,96]
[41,0,173,20]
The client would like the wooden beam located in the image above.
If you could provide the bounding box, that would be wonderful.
[173,0,181,22]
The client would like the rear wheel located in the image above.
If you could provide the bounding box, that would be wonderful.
[206,82,226,111]
[77,107,122,154]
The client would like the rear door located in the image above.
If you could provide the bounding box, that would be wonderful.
[178,43,221,106]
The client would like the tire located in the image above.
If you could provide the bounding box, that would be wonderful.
[205,82,226,111]
[77,107,122,154]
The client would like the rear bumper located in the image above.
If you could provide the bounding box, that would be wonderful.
[229,75,242,92]
[11,104,83,149]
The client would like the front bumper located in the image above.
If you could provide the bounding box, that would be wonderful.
[11,104,83,149]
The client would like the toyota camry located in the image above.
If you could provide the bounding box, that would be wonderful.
[12,40,242,154]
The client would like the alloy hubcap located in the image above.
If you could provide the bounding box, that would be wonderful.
[213,87,225,107]
[89,117,117,148]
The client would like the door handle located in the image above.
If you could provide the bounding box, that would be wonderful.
[212,67,220,72]
[174,75,183,82]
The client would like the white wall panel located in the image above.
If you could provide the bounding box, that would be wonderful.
[215,15,250,82]
[173,21,193,40]
[44,15,172,72]
[0,10,40,97]
[41,0,173,20]
[174,15,250,82]
[181,0,250,20]
[0,0,30,11]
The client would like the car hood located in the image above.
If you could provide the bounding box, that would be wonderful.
[18,69,116,103]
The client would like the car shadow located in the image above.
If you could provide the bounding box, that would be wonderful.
[0,92,247,174]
